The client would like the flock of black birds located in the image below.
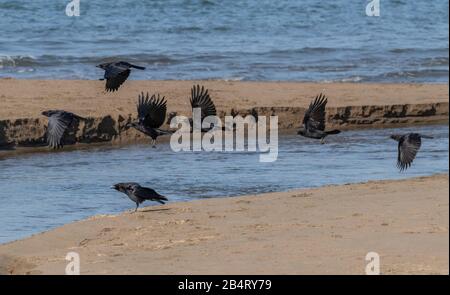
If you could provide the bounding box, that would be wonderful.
[38,60,433,212]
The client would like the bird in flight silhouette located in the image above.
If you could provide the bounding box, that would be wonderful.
[128,92,173,147]
[297,93,340,144]
[390,133,433,171]
[97,61,145,92]
[41,110,85,149]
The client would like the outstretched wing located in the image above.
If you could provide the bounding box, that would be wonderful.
[190,85,216,120]
[397,133,422,171]
[303,93,327,131]
[137,92,167,128]
[46,112,73,149]
[133,186,168,203]
[104,65,130,92]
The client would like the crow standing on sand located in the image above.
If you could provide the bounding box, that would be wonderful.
[128,92,173,147]
[96,61,146,92]
[112,182,168,212]
[41,110,85,149]
[297,93,341,144]
[390,133,433,171]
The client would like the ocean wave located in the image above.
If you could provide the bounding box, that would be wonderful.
[338,76,363,83]
[0,54,181,68]
[0,1,28,10]
[389,48,449,54]
[266,47,358,57]
[420,57,449,67]
[165,26,203,33]
[0,55,37,67]
[95,54,181,66]
[382,69,449,79]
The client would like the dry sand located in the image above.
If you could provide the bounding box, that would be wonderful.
[1,80,448,149]
[1,174,448,275]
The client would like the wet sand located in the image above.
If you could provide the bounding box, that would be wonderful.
[0,174,448,275]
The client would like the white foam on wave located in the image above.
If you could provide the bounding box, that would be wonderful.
[0,54,37,67]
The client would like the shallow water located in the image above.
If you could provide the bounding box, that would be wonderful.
[0,124,448,244]
[0,0,448,82]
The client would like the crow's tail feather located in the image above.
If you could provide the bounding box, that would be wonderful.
[156,129,174,135]
[155,195,168,204]
[326,129,341,135]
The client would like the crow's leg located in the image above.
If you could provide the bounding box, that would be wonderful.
[134,202,139,213]
[151,139,156,148]
[320,137,326,144]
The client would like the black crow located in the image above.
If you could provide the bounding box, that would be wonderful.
[297,93,340,144]
[96,61,146,92]
[41,110,85,149]
[128,92,173,147]
[390,133,433,171]
[112,182,168,212]
[189,85,218,132]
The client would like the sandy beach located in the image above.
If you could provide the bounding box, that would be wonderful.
[1,80,448,149]
[0,174,447,275]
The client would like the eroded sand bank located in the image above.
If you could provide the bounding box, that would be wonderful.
[0,80,448,149]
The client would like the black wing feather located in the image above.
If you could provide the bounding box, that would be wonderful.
[105,68,130,92]
[46,112,73,149]
[133,186,168,203]
[397,133,422,171]
[137,92,167,128]
[303,93,327,131]
[190,85,217,120]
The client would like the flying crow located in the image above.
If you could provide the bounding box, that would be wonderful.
[390,133,433,171]
[297,93,340,144]
[97,61,145,92]
[41,110,85,149]
[128,92,173,147]
[112,182,168,212]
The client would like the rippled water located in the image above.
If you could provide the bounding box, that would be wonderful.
[0,0,448,82]
[0,125,448,243]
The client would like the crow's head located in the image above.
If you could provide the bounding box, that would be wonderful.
[96,62,110,70]
[112,182,138,194]
[390,135,402,141]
